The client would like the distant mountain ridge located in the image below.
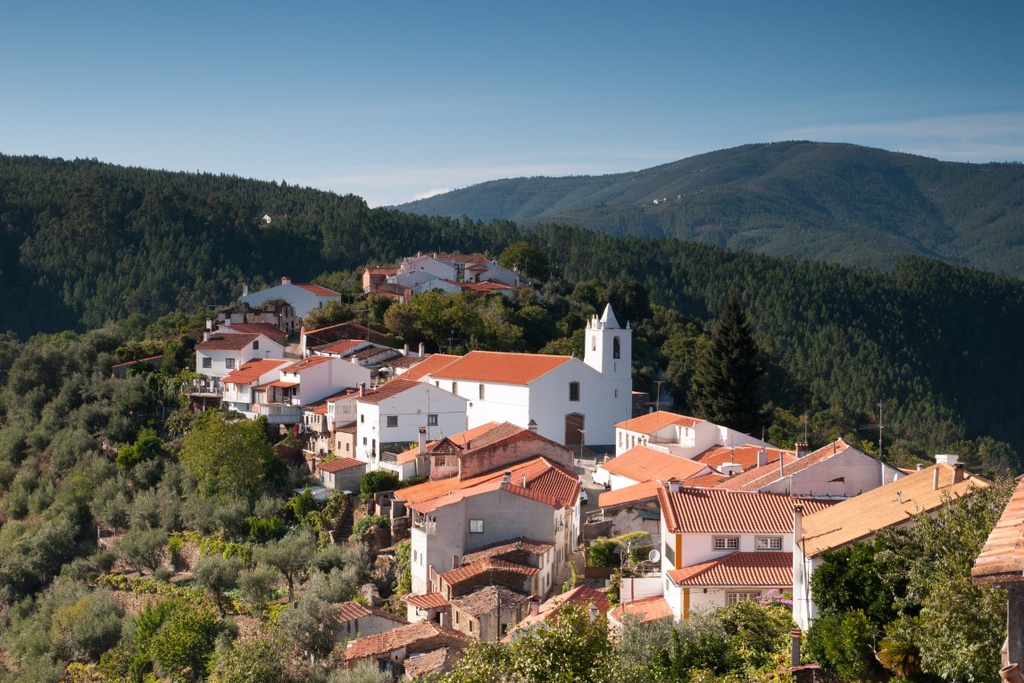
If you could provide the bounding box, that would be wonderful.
[396,141,1024,278]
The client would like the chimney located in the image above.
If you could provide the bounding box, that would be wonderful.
[281,276,291,285]
[206,318,213,331]
[793,503,804,542]
[359,383,366,397]
[403,343,409,356]
[242,282,249,297]
[667,478,683,493]
[224,318,231,327]
[528,595,541,616]
[757,448,768,468]
[521,474,527,488]
[418,426,427,454]
[528,419,538,433]
[795,442,808,458]
[418,342,425,357]
[935,453,959,465]
[953,463,965,484]
[916,463,924,471]
[502,471,511,485]
[791,628,802,668]
[933,467,940,491]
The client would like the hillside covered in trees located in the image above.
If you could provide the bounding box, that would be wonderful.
[397,141,1024,278]
[1,152,1023,467]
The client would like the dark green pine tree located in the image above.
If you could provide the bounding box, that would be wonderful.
[690,298,764,434]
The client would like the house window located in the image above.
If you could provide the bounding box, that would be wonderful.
[614,388,619,398]
[362,437,367,446]
[202,357,212,369]
[252,340,259,350]
[468,619,474,633]
[713,536,740,551]
[386,415,398,428]
[225,358,235,370]
[664,541,675,566]
[452,381,458,395]
[727,592,761,605]
[756,536,783,551]
[469,519,484,533]
[591,335,596,351]
[478,384,485,400]
[427,414,438,426]
[569,382,580,402]
[613,336,621,359]
[360,414,365,423]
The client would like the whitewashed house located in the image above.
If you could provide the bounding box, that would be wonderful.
[614,410,770,458]
[657,482,835,621]
[240,276,341,320]
[415,304,632,447]
[221,359,292,414]
[354,379,468,466]
[194,333,285,392]
[251,355,370,425]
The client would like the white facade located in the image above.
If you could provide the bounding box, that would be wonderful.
[616,417,769,458]
[758,445,904,498]
[221,360,292,414]
[279,357,370,407]
[396,255,458,282]
[355,383,468,464]
[240,277,341,319]
[195,333,285,384]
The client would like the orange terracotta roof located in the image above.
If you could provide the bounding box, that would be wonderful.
[295,283,341,297]
[406,592,451,609]
[357,378,423,404]
[616,410,702,433]
[801,463,990,557]
[609,596,674,624]
[600,446,708,484]
[265,380,299,389]
[196,333,261,351]
[364,266,398,275]
[344,621,467,661]
[598,480,662,508]
[508,585,609,635]
[667,552,792,587]
[440,558,539,586]
[395,354,461,382]
[223,358,291,385]
[711,452,801,491]
[397,422,503,464]
[282,355,335,373]
[396,457,580,513]
[658,486,836,535]
[318,457,365,473]
[220,323,287,339]
[335,601,407,624]
[693,444,789,471]
[430,350,572,385]
[313,339,365,355]
[973,477,1024,586]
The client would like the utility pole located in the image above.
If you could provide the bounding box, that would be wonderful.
[878,400,883,460]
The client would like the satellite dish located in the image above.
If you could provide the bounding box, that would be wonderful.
[648,549,661,563]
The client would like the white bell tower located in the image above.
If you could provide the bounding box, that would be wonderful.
[584,303,632,379]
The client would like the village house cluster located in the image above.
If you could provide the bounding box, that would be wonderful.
[177,265,993,678]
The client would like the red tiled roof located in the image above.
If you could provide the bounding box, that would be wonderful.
[397,457,580,513]
[222,358,291,385]
[397,422,503,464]
[692,444,789,471]
[973,477,1024,586]
[406,592,451,609]
[714,439,859,492]
[440,558,539,586]
[282,355,335,373]
[658,486,836,535]
[313,339,366,355]
[609,596,674,624]
[398,354,461,381]
[667,552,793,587]
[219,323,287,340]
[196,333,261,351]
[295,283,341,297]
[600,446,708,484]
[598,480,662,508]
[318,457,365,473]
[509,585,609,634]
[802,463,989,556]
[461,537,553,565]
[616,410,702,433]
[357,378,422,404]
[335,601,407,624]
[344,621,468,661]
[431,350,572,385]
[364,267,397,275]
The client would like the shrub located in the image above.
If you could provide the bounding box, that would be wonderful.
[359,471,399,502]
[353,515,389,537]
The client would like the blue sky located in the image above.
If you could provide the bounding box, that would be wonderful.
[2,1,1022,207]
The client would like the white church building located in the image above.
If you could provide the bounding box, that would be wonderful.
[412,304,633,447]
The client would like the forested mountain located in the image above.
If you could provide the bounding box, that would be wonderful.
[1,152,1023,463]
[396,141,1024,278]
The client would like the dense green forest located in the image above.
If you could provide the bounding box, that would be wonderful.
[398,141,1024,277]
[1,152,1023,467]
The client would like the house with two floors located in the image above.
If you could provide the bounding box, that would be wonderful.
[194,332,286,393]
[239,276,342,322]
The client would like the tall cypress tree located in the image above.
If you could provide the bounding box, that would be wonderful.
[690,298,763,434]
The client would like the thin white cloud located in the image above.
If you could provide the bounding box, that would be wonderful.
[776,113,1024,162]
[408,188,451,202]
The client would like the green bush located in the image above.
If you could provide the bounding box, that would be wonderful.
[360,471,399,502]
[352,515,389,537]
